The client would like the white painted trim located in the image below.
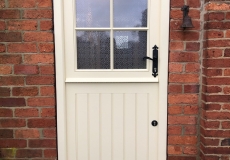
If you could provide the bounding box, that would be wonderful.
[65,77,159,82]
[54,0,170,159]
[158,0,170,159]
[53,0,67,159]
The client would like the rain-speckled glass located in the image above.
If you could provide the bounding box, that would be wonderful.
[114,31,147,69]
[76,0,110,27]
[114,0,147,27]
[77,31,110,69]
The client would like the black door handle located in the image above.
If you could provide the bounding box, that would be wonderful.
[143,45,158,77]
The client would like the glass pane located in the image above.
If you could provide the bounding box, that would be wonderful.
[114,0,147,27]
[77,31,110,69]
[114,31,147,69]
[76,0,110,27]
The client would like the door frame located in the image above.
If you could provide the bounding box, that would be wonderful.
[53,0,170,159]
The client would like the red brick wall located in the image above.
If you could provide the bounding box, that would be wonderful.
[168,0,201,159]
[0,0,56,159]
[201,1,230,160]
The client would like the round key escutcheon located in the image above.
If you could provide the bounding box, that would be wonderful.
[151,120,158,126]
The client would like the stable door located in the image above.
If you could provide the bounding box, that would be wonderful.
[55,0,169,159]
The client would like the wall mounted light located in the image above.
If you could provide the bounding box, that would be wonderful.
[181,5,194,29]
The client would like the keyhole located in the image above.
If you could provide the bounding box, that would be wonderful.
[151,120,158,126]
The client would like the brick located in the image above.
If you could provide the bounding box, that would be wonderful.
[168,85,182,93]
[168,145,182,154]
[168,156,196,160]
[0,129,13,138]
[15,129,40,138]
[203,49,222,58]
[0,119,26,127]
[43,129,56,138]
[208,12,225,21]
[0,148,16,158]
[205,3,230,11]
[0,98,25,107]
[26,76,54,85]
[170,52,199,62]
[205,112,230,120]
[221,139,230,146]
[224,49,230,57]
[222,104,230,110]
[206,78,230,85]
[0,65,12,74]
[15,108,39,117]
[7,43,37,53]
[223,87,230,94]
[206,95,230,102]
[29,139,56,148]
[168,136,197,145]
[185,63,200,73]
[41,108,55,117]
[0,0,5,8]
[37,0,52,8]
[227,12,230,20]
[0,87,10,96]
[170,9,183,19]
[203,68,222,76]
[222,122,230,129]
[204,59,230,68]
[0,55,22,64]
[170,20,200,30]
[184,85,199,93]
[202,103,221,110]
[27,97,55,106]
[13,87,38,96]
[201,119,220,129]
[184,126,197,135]
[9,0,36,8]
[183,146,197,155]
[208,40,230,47]
[184,105,198,114]
[40,86,55,96]
[0,139,26,148]
[39,43,54,53]
[226,29,230,38]
[14,65,39,75]
[168,94,198,104]
[168,106,183,114]
[170,31,199,41]
[0,76,24,86]
[169,74,199,83]
[0,109,13,117]
[40,20,53,30]
[0,21,5,30]
[169,42,184,50]
[28,118,56,128]
[44,149,57,158]
[200,136,219,146]
[16,149,42,158]
[168,116,197,124]
[224,69,230,76]
[168,125,182,135]
[24,54,54,64]
[0,32,22,42]
[170,0,184,8]
[23,9,53,19]
[0,9,20,19]
[206,86,222,93]
[186,42,200,51]
[40,65,54,74]
[24,32,53,42]
[0,43,5,52]
[203,146,230,154]
[187,0,200,8]
[206,31,224,39]
[7,20,37,30]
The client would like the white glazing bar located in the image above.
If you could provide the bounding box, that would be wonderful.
[75,28,148,30]
[110,0,114,70]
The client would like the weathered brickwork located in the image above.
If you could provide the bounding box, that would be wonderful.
[201,1,230,160]
[0,0,56,159]
[168,0,201,159]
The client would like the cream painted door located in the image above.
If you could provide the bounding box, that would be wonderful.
[55,0,169,159]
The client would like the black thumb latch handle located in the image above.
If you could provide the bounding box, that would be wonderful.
[143,45,158,78]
